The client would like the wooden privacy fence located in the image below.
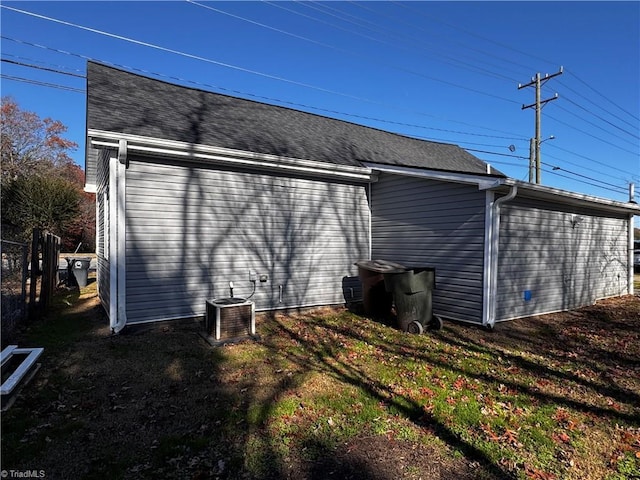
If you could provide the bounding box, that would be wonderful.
[31,228,61,312]
[1,229,61,345]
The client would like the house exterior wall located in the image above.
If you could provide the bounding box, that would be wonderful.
[496,198,629,321]
[370,173,487,324]
[123,156,370,324]
[94,148,111,315]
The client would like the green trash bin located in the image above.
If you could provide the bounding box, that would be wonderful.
[383,267,441,333]
[355,260,406,318]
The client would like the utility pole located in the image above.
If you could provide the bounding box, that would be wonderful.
[528,138,535,183]
[518,67,563,184]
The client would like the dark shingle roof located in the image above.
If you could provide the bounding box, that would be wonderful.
[87,62,503,176]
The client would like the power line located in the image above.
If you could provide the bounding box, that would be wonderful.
[352,0,534,79]
[543,167,628,194]
[464,148,527,159]
[567,70,640,123]
[1,35,528,141]
[1,58,85,78]
[188,0,521,104]
[1,52,84,75]
[547,143,637,177]
[390,1,557,73]
[554,104,638,147]
[289,0,518,83]
[546,112,639,156]
[556,79,638,131]
[0,6,527,138]
[0,5,384,104]
[559,96,639,140]
[544,151,631,184]
[0,74,84,93]
[542,162,628,191]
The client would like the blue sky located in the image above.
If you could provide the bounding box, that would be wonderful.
[1,1,638,205]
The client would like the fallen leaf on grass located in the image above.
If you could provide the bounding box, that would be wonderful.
[552,432,571,444]
[525,464,557,480]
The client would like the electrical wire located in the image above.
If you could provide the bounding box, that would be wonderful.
[544,151,631,183]
[0,35,528,140]
[554,104,638,148]
[559,96,639,140]
[0,74,84,93]
[388,1,554,74]
[0,5,389,105]
[1,52,84,75]
[547,143,637,177]
[1,58,85,78]
[567,70,640,123]
[556,78,638,131]
[0,3,528,136]
[542,163,629,191]
[546,113,639,156]
[543,167,628,194]
[289,0,518,83]
[187,1,522,104]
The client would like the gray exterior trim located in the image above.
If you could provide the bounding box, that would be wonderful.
[495,198,630,321]
[123,155,369,324]
[371,173,487,324]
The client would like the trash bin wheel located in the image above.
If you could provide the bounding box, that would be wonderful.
[428,315,443,331]
[407,321,423,335]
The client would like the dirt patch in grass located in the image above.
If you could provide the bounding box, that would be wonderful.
[2,287,639,480]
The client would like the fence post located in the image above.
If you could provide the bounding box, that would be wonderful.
[40,233,61,309]
[29,228,40,318]
[21,242,28,314]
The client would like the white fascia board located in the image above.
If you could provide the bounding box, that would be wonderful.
[484,178,640,214]
[88,130,374,182]
[363,162,501,189]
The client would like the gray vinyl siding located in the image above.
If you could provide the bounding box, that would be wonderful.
[496,198,629,321]
[95,148,111,314]
[124,157,369,324]
[371,173,486,324]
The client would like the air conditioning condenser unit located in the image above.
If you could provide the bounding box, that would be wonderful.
[205,298,255,342]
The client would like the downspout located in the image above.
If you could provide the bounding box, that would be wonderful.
[629,183,636,296]
[368,182,372,260]
[110,140,128,334]
[629,213,635,296]
[487,185,518,328]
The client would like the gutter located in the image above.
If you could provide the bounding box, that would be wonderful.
[89,129,374,183]
[486,185,518,328]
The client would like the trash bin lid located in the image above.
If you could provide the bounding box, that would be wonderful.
[355,259,407,273]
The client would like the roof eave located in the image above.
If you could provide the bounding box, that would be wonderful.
[87,129,376,183]
[482,178,640,215]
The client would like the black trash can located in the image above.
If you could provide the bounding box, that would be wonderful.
[71,257,91,288]
[383,267,440,333]
[355,260,406,318]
